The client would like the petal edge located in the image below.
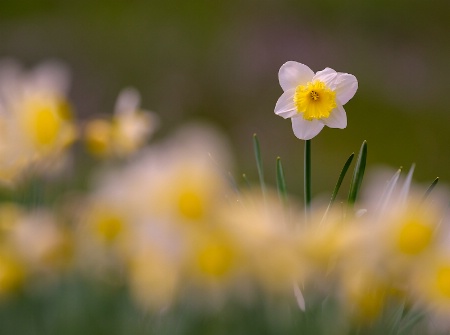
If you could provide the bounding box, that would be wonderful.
[291,116,324,140]
[274,89,297,119]
[279,61,314,91]
[321,105,347,129]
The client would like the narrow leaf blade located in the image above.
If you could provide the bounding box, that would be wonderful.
[397,309,424,335]
[321,153,354,223]
[330,153,354,207]
[421,177,439,203]
[276,157,287,203]
[253,134,266,194]
[348,140,368,206]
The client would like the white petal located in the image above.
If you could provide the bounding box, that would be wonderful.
[313,67,337,89]
[322,105,347,129]
[274,89,297,119]
[333,73,358,105]
[291,116,324,140]
[399,164,415,207]
[376,168,402,216]
[293,283,306,311]
[278,61,314,92]
[355,209,368,217]
[31,61,71,95]
[115,87,141,115]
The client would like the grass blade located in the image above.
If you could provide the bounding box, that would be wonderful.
[386,302,405,335]
[421,177,439,203]
[347,140,367,206]
[397,309,424,335]
[253,134,266,196]
[276,157,287,204]
[321,153,354,223]
[329,153,354,209]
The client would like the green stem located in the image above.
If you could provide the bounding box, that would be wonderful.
[304,140,311,222]
[253,134,266,197]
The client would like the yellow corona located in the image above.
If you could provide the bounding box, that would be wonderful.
[294,80,337,121]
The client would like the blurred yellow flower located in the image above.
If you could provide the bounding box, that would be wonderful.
[10,209,73,273]
[0,60,77,184]
[410,253,450,329]
[396,217,434,255]
[84,87,158,158]
[221,190,303,295]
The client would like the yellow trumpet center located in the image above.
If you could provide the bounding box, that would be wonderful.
[294,80,337,121]
[396,220,433,255]
[196,241,235,278]
[94,212,125,243]
[178,190,205,221]
[436,265,450,298]
[26,104,62,147]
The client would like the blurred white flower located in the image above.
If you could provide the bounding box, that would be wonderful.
[274,61,358,140]
[0,59,76,184]
[84,87,158,158]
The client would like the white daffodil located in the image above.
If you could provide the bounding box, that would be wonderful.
[84,87,159,158]
[274,61,358,140]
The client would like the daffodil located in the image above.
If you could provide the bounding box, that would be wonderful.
[84,87,158,158]
[274,61,358,140]
[0,60,77,184]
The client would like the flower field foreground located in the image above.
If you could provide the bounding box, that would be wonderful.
[0,60,449,335]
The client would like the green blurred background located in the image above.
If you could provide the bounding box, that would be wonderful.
[1,0,450,196]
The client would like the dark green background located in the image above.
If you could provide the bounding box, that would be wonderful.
[1,0,449,196]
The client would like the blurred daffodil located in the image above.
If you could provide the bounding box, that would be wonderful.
[0,250,25,296]
[0,60,76,184]
[84,87,158,158]
[274,61,358,140]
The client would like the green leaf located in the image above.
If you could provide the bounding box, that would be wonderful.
[386,302,405,335]
[321,153,354,222]
[396,309,424,335]
[253,134,266,195]
[421,177,439,203]
[348,140,367,206]
[276,157,287,204]
[330,153,354,208]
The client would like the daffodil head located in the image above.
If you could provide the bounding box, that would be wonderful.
[341,268,389,323]
[188,229,239,283]
[83,202,128,246]
[274,61,358,140]
[11,210,73,272]
[410,253,450,325]
[0,60,77,183]
[111,87,158,158]
[128,244,180,309]
[382,203,439,259]
[18,93,76,154]
[395,217,434,255]
[84,119,113,157]
[83,88,158,159]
